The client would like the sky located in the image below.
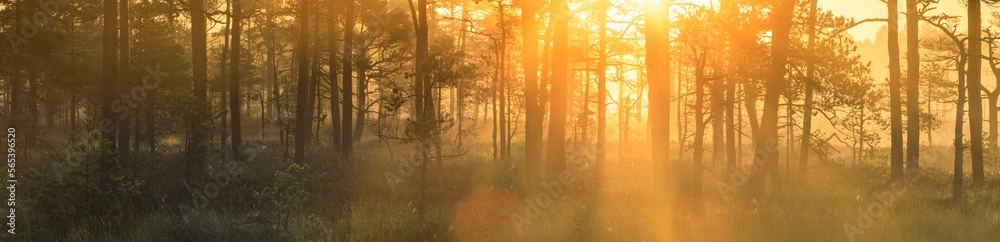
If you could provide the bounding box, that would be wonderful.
[821,0,1000,41]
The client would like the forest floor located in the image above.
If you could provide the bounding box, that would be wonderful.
[14,134,1000,241]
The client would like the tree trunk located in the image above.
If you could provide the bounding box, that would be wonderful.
[678,67,685,162]
[712,61,724,172]
[102,0,119,189]
[546,0,570,177]
[800,0,817,179]
[118,0,131,163]
[905,0,920,175]
[354,67,367,141]
[328,0,342,150]
[265,0,281,150]
[310,21,321,141]
[499,7,508,160]
[230,0,243,161]
[539,22,553,122]
[147,89,155,153]
[954,54,967,203]
[749,0,794,196]
[521,0,541,189]
[342,0,355,156]
[646,0,670,167]
[191,0,209,174]
[887,0,904,182]
[27,71,37,150]
[411,0,431,220]
[969,0,985,186]
[693,56,706,193]
[293,0,311,164]
[597,0,608,164]
[220,0,230,163]
[989,94,998,148]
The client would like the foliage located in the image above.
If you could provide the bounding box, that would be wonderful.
[254,163,309,239]
[24,130,144,237]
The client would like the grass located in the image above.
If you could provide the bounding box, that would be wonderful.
[10,137,1000,241]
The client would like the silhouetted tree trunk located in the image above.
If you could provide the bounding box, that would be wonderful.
[102,0,118,146]
[457,0,470,143]
[540,22,553,122]
[342,0,355,156]
[69,27,78,132]
[499,5,509,160]
[190,0,210,177]
[887,0,904,182]
[27,71,37,150]
[521,0,541,189]
[293,0,311,164]
[408,0,431,220]
[220,0,230,163]
[954,52,967,203]
[712,59,724,172]
[309,16,320,141]
[749,0,794,196]
[906,0,920,175]
[546,0,570,177]
[118,0,131,163]
[969,0,985,186]
[102,0,119,190]
[646,0,670,167]
[354,64,367,141]
[230,0,243,161]
[328,0,341,150]
[9,59,21,135]
[264,0,282,151]
[800,0,817,179]
[989,88,999,149]
[597,0,608,164]
[147,89,155,153]
[693,55,706,193]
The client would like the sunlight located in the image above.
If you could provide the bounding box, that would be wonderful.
[8,0,999,240]
[681,0,715,7]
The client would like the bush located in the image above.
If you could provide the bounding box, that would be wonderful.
[254,163,309,239]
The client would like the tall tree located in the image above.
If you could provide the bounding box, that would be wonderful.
[229,0,243,161]
[101,0,118,192]
[521,0,542,188]
[922,13,967,202]
[645,0,670,172]
[188,0,209,177]
[597,0,608,164]
[750,0,795,195]
[693,54,706,193]
[118,0,131,162]
[102,0,118,149]
[888,0,904,182]
[407,0,432,219]
[342,0,355,156]
[954,43,967,203]
[800,0,817,178]
[723,0,739,172]
[329,0,342,150]
[905,0,920,175]
[969,0,985,185]
[220,0,231,163]
[547,0,570,176]
[294,0,311,164]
